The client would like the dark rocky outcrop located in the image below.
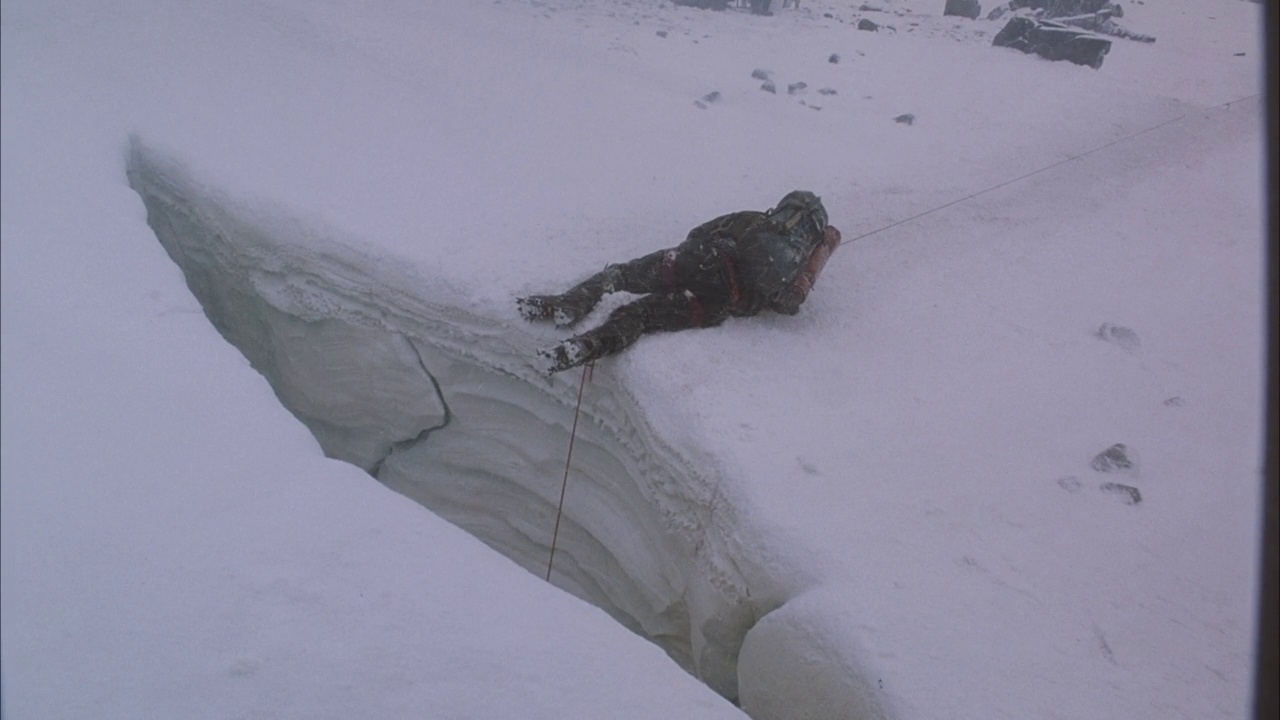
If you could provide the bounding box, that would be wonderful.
[990,0,1154,42]
[993,17,1111,68]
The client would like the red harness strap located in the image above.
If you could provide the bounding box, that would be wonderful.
[660,249,678,288]
[720,253,742,310]
[667,246,741,327]
[689,252,740,327]
[687,293,706,328]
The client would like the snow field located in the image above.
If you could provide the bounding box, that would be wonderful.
[2,0,1265,718]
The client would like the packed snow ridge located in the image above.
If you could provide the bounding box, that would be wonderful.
[125,139,811,709]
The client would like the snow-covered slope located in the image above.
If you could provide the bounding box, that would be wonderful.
[2,0,1265,718]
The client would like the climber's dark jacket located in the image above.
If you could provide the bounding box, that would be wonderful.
[519,190,841,373]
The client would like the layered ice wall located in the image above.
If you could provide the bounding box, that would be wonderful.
[125,139,797,705]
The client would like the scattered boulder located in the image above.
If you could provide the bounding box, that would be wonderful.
[1091,443,1136,474]
[701,91,722,103]
[944,0,983,20]
[894,113,915,125]
[787,81,808,94]
[858,18,880,30]
[1164,396,1186,407]
[829,53,841,63]
[992,17,1111,68]
[818,87,838,95]
[1100,482,1142,505]
[761,81,777,93]
[1097,322,1140,354]
[751,68,773,80]
[656,30,669,37]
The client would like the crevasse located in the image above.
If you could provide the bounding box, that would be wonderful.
[125,138,783,704]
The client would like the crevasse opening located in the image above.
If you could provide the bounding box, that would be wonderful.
[125,138,786,704]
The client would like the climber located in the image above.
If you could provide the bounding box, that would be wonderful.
[518,190,842,373]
